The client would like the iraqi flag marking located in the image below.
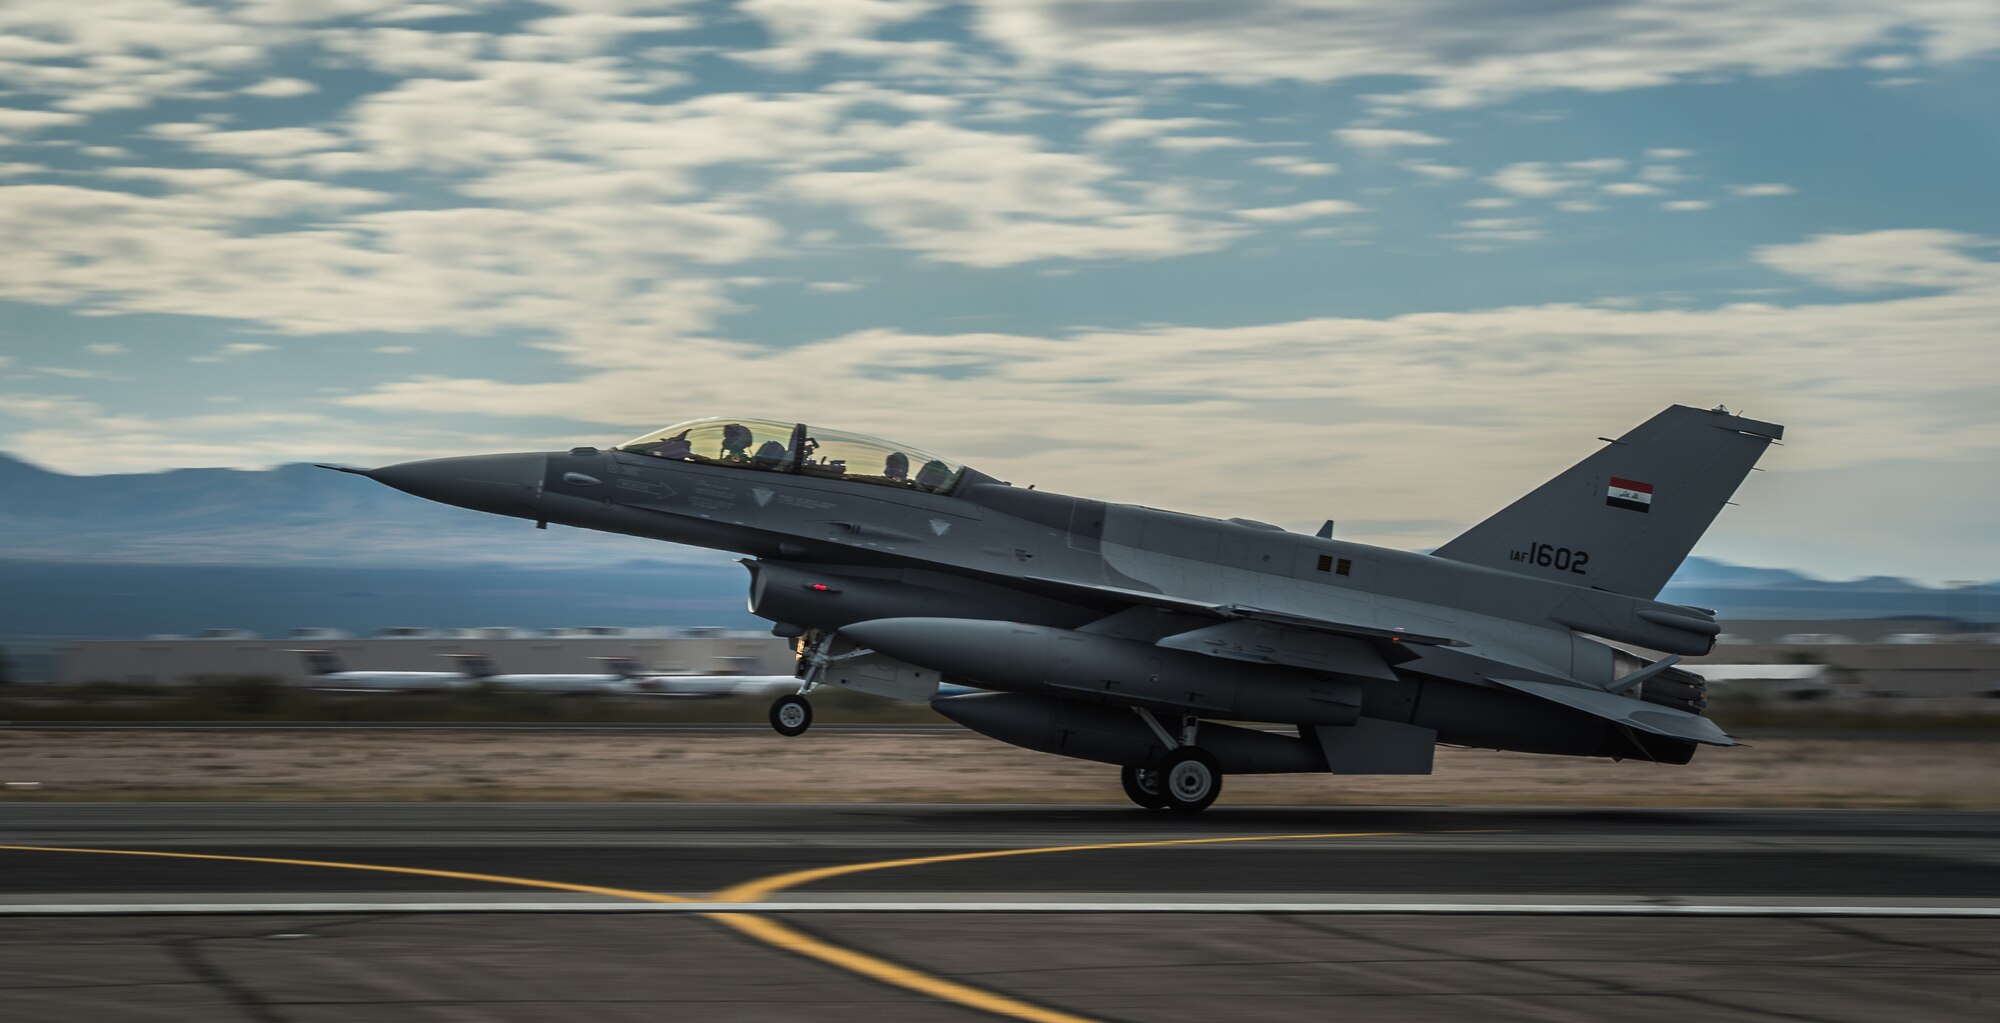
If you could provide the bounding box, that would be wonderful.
[1607,476,1653,513]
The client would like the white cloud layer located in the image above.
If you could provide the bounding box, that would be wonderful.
[1336,128,1446,151]
[267,229,2000,562]
[973,1,2000,108]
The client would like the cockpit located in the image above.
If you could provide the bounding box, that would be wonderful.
[614,417,969,495]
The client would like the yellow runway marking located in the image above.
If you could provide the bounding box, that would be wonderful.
[0,844,694,903]
[705,913,1102,1023]
[5,827,1429,1023]
[711,831,1401,902]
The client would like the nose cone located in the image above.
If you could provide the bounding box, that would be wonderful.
[363,453,548,518]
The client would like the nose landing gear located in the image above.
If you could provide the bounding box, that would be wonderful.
[769,693,813,737]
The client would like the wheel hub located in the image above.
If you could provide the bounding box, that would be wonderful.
[1169,761,1211,798]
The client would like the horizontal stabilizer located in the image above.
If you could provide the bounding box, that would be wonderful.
[1488,677,1736,747]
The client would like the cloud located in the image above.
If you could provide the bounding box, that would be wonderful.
[971,1,2000,108]
[241,76,318,98]
[1233,199,1361,222]
[0,174,768,350]
[1252,155,1338,176]
[1661,199,1711,211]
[1756,229,2000,291]
[1646,147,1693,160]
[1603,182,1663,196]
[1400,159,1468,180]
[85,343,127,356]
[176,126,346,163]
[1336,128,1446,151]
[187,341,274,364]
[732,0,946,72]
[0,1,278,112]
[1731,182,1796,197]
[1444,216,1545,248]
[1083,116,1223,146]
[321,229,2000,554]
[0,108,82,133]
[1640,164,1687,184]
[1490,158,1643,198]
[1151,135,1272,153]
[784,121,1239,266]
[1488,163,1577,197]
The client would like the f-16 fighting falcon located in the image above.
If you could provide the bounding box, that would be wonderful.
[325,405,1781,812]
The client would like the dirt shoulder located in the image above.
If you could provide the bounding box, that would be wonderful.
[5,729,1998,807]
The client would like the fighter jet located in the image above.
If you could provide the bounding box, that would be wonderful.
[294,649,477,693]
[452,654,802,698]
[326,405,1781,812]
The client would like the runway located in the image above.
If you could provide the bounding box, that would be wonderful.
[4,804,1996,1021]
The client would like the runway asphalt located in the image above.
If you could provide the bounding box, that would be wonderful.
[4,805,1996,1021]
[4,803,1997,902]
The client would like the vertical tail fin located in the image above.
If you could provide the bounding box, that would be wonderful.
[1432,405,1782,599]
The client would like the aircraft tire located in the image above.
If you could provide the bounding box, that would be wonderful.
[1161,747,1222,813]
[770,694,813,737]
[1119,765,1169,810]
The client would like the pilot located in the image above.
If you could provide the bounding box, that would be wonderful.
[883,451,910,481]
[914,459,952,491]
[753,439,790,469]
[720,423,754,461]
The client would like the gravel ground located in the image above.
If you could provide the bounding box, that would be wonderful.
[3,729,1997,806]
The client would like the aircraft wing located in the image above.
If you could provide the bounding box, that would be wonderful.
[1487,677,1737,747]
[1024,577,1463,647]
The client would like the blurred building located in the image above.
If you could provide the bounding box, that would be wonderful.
[1691,629,2000,713]
[58,626,792,685]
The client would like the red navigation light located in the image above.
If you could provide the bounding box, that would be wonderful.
[810,583,831,592]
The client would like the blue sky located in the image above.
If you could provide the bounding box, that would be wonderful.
[0,1,1995,582]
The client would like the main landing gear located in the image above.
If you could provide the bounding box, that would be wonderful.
[1122,709,1223,813]
[1119,765,1167,809]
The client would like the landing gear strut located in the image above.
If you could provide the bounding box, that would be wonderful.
[770,693,813,737]
[1130,708,1223,813]
[769,629,839,738]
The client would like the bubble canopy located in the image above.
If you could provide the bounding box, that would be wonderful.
[615,417,969,495]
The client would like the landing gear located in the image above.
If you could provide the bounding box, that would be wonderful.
[1119,765,1169,809]
[1160,747,1222,813]
[1130,707,1223,813]
[770,694,813,737]
[770,630,840,739]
